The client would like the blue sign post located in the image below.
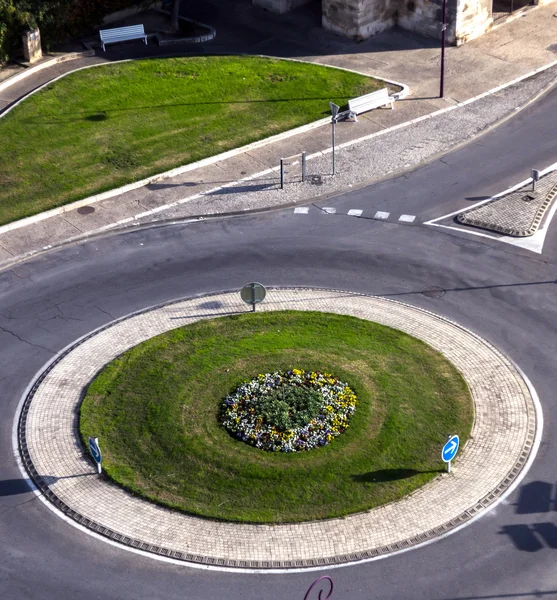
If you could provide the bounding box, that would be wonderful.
[442,434,459,473]
[88,437,102,474]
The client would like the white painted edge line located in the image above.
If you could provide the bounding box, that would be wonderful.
[399,214,416,223]
[374,211,389,219]
[2,55,557,240]
[11,294,543,574]
[425,160,557,254]
[322,207,336,214]
[294,207,309,214]
[347,209,362,216]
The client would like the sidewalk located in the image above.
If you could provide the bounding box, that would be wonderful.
[1,1,556,268]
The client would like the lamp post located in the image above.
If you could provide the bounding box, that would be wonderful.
[329,102,340,175]
[440,0,448,98]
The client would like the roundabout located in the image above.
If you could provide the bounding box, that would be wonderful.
[17,289,537,569]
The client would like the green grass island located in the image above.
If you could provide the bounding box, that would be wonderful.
[0,55,389,226]
[80,310,473,524]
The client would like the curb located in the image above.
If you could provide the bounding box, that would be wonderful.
[153,7,216,45]
[15,287,539,571]
[457,181,557,237]
[0,50,95,94]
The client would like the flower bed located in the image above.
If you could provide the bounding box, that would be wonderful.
[221,369,357,452]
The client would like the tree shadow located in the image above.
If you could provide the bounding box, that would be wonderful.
[0,473,94,496]
[500,523,557,552]
[0,478,34,496]
[351,468,442,483]
[514,481,554,515]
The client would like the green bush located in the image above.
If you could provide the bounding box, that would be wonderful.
[0,0,145,64]
[254,384,323,431]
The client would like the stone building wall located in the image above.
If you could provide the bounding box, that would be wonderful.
[454,0,492,44]
[397,0,457,43]
[322,0,397,40]
[253,0,312,14]
[253,0,538,46]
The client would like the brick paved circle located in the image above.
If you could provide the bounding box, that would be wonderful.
[18,289,538,569]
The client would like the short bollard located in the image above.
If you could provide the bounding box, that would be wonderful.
[280,158,285,190]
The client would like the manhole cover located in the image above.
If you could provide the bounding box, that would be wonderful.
[310,175,323,185]
[421,286,446,298]
[77,206,96,215]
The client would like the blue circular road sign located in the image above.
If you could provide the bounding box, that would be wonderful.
[442,435,459,463]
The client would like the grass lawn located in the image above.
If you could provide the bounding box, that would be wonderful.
[0,55,386,226]
[80,311,473,524]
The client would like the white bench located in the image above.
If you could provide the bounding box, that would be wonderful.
[99,25,148,51]
[348,88,395,121]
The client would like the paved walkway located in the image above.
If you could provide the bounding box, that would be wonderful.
[0,1,557,268]
[20,289,537,569]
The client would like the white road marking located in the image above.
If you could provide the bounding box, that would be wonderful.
[294,207,309,214]
[347,209,363,216]
[322,207,336,214]
[374,211,389,219]
[399,214,416,223]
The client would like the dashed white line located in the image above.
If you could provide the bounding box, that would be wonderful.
[322,207,336,214]
[347,209,363,216]
[374,211,390,220]
[294,207,309,214]
[399,214,416,223]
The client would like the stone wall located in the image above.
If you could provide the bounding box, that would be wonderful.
[253,0,313,13]
[322,0,397,40]
[398,0,457,43]
[455,0,492,44]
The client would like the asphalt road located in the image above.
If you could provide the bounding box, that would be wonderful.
[1,88,557,600]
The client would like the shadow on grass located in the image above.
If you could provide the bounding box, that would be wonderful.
[352,468,443,483]
[21,97,346,125]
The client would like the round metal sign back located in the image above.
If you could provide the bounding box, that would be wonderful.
[240,282,266,306]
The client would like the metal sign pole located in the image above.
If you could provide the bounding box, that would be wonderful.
[251,282,256,312]
[280,159,284,190]
[302,151,306,182]
[332,118,336,176]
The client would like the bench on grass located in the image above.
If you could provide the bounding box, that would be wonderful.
[348,88,395,121]
[99,24,148,51]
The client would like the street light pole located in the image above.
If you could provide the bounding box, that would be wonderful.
[440,0,447,98]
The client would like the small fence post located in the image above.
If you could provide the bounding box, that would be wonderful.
[301,151,306,183]
[280,159,284,190]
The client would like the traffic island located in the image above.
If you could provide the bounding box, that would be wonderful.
[457,170,557,237]
[18,289,538,569]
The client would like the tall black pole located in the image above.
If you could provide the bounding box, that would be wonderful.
[440,0,447,98]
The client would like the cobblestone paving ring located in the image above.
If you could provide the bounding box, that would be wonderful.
[16,288,540,570]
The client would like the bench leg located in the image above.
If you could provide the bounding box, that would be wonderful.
[144,37,148,45]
